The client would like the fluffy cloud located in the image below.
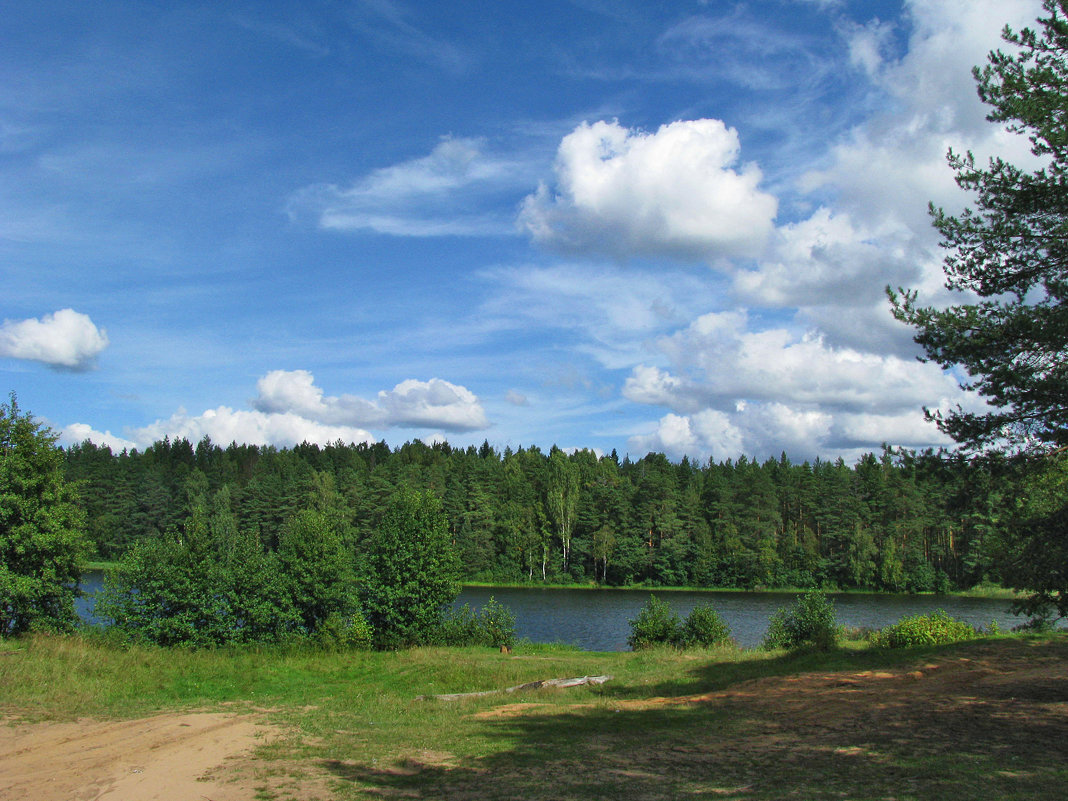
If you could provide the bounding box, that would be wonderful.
[253,369,383,425]
[622,310,966,460]
[630,402,951,463]
[379,378,489,430]
[288,137,524,236]
[61,371,489,451]
[629,410,745,463]
[733,209,913,309]
[520,119,777,260]
[253,370,488,432]
[803,0,1041,235]
[0,308,108,370]
[60,422,137,452]
[60,407,373,452]
[131,407,375,450]
[631,311,962,414]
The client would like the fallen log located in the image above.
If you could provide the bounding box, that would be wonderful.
[419,674,613,701]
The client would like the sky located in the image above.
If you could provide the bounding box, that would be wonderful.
[0,0,1044,463]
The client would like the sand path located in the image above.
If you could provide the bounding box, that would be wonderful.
[0,711,277,801]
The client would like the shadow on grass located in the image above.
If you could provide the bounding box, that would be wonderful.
[318,637,1068,801]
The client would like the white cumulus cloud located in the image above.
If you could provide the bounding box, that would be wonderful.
[0,308,108,370]
[131,407,375,450]
[622,309,968,459]
[61,371,489,451]
[253,369,488,432]
[520,119,777,260]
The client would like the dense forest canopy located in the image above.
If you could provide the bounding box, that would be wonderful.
[64,435,1004,594]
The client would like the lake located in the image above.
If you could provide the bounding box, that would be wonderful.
[77,570,1029,650]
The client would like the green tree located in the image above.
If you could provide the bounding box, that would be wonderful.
[359,488,460,648]
[890,1,1068,455]
[278,508,355,634]
[0,396,89,636]
[890,1,1068,616]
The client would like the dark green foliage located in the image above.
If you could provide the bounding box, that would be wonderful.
[628,596,733,649]
[316,611,373,651]
[99,507,298,647]
[278,508,355,634]
[99,486,360,647]
[991,453,1068,619]
[678,604,732,648]
[763,590,840,651]
[477,596,517,648]
[437,597,516,648]
[627,595,681,650]
[872,610,978,648]
[359,488,461,648]
[63,431,1019,596]
[0,396,89,636]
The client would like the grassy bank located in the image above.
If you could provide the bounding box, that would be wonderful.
[80,560,119,571]
[3,631,1066,800]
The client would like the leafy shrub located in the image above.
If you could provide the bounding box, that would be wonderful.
[762,590,840,651]
[628,597,734,650]
[627,595,681,650]
[871,610,977,648]
[437,597,516,648]
[478,597,516,648]
[316,611,373,651]
[678,604,732,648]
[438,603,481,646]
[359,489,461,649]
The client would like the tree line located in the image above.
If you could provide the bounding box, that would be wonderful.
[64,436,1007,594]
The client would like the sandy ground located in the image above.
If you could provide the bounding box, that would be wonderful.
[0,712,278,801]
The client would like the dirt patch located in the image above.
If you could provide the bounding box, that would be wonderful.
[0,711,280,801]
[393,638,1068,800]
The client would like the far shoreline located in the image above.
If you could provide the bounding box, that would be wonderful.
[459,580,1021,600]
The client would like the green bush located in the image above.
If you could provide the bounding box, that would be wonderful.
[359,489,461,649]
[316,612,374,651]
[678,604,732,648]
[437,597,516,648]
[762,590,840,651]
[479,597,516,648]
[627,595,681,650]
[871,610,977,648]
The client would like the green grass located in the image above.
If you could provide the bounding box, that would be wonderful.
[80,560,120,571]
[3,631,1066,800]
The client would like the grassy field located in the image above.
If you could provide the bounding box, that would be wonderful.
[3,632,1066,800]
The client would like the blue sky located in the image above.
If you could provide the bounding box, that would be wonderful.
[1,0,1042,462]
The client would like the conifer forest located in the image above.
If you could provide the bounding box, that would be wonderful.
[65,436,1010,594]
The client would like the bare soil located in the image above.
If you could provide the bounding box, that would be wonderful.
[0,712,279,801]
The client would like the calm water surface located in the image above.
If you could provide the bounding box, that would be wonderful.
[78,570,1027,650]
[456,586,1028,650]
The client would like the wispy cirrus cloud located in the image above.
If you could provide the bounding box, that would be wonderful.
[345,0,474,74]
[288,137,530,237]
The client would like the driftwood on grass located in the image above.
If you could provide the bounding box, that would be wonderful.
[419,674,613,701]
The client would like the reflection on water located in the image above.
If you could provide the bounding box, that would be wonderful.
[79,569,1027,650]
